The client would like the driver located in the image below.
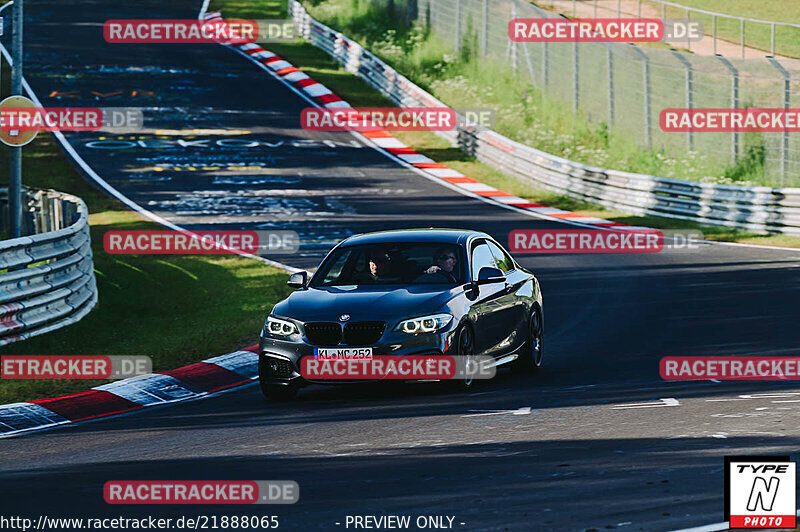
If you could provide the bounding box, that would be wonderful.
[423,247,458,282]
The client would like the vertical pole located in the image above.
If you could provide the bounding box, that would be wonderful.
[686,8,691,52]
[638,0,642,18]
[712,15,717,55]
[607,47,614,126]
[542,40,548,102]
[573,41,579,116]
[671,51,693,151]
[740,19,745,59]
[10,0,24,238]
[767,57,790,185]
[661,2,666,22]
[770,23,775,57]
[593,0,597,18]
[717,56,739,164]
[455,0,461,52]
[617,0,621,18]
[631,46,651,149]
[482,0,489,57]
[523,40,536,85]
[511,1,518,72]
[572,0,576,18]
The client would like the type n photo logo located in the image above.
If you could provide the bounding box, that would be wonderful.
[725,456,796,529]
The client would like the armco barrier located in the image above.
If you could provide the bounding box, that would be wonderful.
[0,188,98,346]
[288,0,800,235]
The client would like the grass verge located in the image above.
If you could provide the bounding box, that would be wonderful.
[213,0,800,248]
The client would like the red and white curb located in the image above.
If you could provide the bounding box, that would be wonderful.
[202,10,646,232]
[0,345,259,437]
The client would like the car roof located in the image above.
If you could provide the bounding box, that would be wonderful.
[339,228,489,247]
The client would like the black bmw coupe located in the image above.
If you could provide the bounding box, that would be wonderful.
[258,229,543,400]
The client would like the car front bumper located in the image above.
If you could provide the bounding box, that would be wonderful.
[258,324,458,386]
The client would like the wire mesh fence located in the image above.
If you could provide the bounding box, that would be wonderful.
[398,0,800,186]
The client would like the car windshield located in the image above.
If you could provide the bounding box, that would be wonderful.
[312,242,465,286]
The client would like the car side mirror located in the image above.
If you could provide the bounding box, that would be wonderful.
[477,267,505,285]
[287,271,308,289]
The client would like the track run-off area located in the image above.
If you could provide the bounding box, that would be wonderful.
[2,0,800,530]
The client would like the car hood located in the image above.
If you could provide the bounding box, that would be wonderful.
[273,284,460,324]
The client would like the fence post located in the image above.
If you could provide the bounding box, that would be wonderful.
[523,40,536,85]
[767,57,790,186]
[686,8,691,52]
[573,0,576,17]
[482,0,489,57]
[638,0,642,18]
[770,23,776,57]
[542,40,549,102]
[607,46,614,126]
[617,0,621,17]
[717,56,739,164]
[671,50,694,151]
[573,41,579,115]
[740,19,745,59]
[9,0,24,238]
[630,46,652,149]
[455,0,461,52]
[712,15,717,55]
[594,0,598,18]
[511,1,518,71]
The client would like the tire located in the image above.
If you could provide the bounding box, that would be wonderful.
[260,381,299,401]
[447,324,477,391]
[512,306,544,374]
[258,357,299,401]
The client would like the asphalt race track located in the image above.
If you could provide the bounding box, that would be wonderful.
[2,1,800,530]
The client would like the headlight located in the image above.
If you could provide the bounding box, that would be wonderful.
[263,316,298,337]
[395,313,453,334]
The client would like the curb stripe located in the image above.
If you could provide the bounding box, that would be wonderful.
[161,362,251,393]
[31,390,143,422]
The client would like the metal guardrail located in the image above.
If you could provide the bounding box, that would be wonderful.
[289,0,800,235]
[0,188,98,346]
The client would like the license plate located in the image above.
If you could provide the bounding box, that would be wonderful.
[314,347,373,360]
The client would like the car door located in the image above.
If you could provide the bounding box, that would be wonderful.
[486,239,529,356]
[468,240,507,355]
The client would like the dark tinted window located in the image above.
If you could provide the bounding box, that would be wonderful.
[470,243,496,280]
[487,241,514,272]
[312,243,464,286]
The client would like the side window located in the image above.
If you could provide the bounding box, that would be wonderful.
[470,242,496,280]
[487,241,513,273]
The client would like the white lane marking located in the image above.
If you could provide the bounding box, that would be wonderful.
[463,406,532,417]
[611,398,679,409]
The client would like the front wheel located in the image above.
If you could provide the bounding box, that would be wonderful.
[447,324,477,391]
[512,307,543,373]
